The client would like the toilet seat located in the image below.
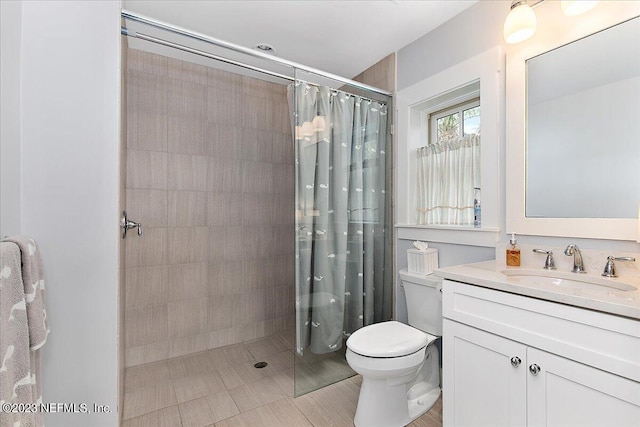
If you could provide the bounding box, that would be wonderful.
[347,321,435,358]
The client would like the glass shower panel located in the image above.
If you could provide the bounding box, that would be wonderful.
[291,69,392,396]
[122,11,300,382]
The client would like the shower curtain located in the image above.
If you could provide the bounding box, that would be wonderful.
[289,82,391,355]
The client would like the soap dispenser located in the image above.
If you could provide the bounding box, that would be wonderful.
[506,233,521,267]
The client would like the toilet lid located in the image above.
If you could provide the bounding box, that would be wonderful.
[347,321,429,358]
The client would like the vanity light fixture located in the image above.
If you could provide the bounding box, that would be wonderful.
[503,0,600,44]
[560,1,599,17]
[504,1,539,45]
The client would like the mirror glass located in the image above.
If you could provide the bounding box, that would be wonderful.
[525,17,640,219]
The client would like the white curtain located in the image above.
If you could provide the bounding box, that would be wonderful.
[417,134,480,225]
[289,82,391,355]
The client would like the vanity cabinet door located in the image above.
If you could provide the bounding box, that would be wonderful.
[527,347,640,427]
[443,319,527,427]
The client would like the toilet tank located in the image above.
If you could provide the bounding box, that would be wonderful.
[400,269,442,336]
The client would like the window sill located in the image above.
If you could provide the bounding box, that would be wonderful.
[395,224,501,247]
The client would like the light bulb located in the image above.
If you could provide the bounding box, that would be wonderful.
[503,1,537,44]
[561,1,598,16]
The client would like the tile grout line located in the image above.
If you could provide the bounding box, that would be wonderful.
[290,395,320,427]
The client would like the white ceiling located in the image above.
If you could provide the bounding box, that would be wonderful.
[123,0,477,80]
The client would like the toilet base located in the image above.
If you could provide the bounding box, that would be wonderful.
[353,377,440,427]
[408,387,441,421]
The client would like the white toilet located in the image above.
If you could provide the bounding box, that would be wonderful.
[346,270,442,427]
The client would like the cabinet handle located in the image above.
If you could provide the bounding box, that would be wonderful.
[529,364,541,375]
[510,356,521,367]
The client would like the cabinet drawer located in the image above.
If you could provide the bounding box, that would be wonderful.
[442,280,640,382]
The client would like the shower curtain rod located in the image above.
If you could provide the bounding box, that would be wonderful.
[121,29,386,105]
[121,9,392,98]
[121,29,294,82]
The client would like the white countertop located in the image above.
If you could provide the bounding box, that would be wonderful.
[434,260,640,320]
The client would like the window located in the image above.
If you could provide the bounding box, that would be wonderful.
[429,99,480,145]
[416,98,481,225]
[397,46,503,242]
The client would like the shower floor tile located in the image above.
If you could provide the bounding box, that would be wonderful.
[123,334,442,427]
[173,371,227,404]
[121,406,182,427]
[123,381,177,420]
[179,391,240,427]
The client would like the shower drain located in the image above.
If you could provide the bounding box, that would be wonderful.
[254,361,268,369]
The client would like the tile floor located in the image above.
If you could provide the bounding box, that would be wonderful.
[294,343,356,396]
[123,333,442,427]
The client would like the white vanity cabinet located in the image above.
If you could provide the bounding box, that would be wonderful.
[443,320,526,426]
[442,279,640,427]
[527,347,640,427]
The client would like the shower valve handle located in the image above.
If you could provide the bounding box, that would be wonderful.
[121,211,143,238]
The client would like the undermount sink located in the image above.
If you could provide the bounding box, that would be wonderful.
[500,269,637,292]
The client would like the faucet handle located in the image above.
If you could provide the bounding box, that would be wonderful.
[601,256,636,278]
[533,249,556,270]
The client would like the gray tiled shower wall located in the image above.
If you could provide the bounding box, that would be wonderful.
[123,49,295,367]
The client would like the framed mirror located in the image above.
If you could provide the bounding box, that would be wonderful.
[506,8,640,241]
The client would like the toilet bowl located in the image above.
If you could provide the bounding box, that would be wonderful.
[346,270,442,427]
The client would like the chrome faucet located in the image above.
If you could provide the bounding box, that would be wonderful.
[564,244,586,273]
[601,256,636,278]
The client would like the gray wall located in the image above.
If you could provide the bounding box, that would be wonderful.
[0,0,22,236]
[2,1,122,425]
[398,1,506,91]
[395,1,507,305]
[395,239,494,322]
